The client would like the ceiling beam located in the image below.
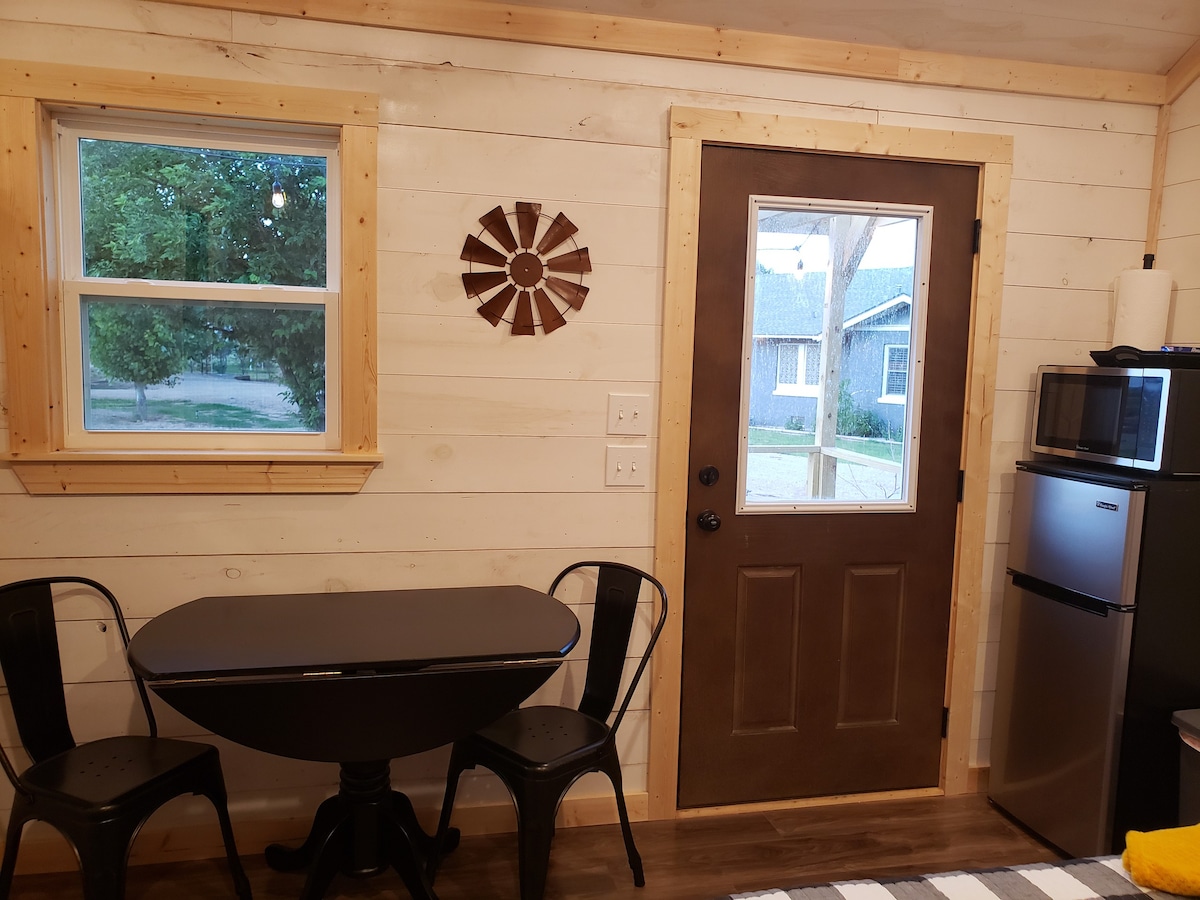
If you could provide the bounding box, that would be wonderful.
[156,0,1165,106]
[1167,37,1200,104]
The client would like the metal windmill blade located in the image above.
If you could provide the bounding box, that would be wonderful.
[532,288,568,333]
[535,213,579,256]
[511,291,536,335]
[462,270,509,299]
[515,202,542,249]
[545,247,592,275]
[479,206,518,253]
[544,276,589,310]
[461,234,508,268]
[478,284,518,326]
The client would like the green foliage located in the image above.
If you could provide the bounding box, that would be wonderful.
[836,379,890,438]
[784,415,806,431]
[78,136,329,429]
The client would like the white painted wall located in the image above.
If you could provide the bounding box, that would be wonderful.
[0,0,1174,857]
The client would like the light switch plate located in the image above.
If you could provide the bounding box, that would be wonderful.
[607,393,650,435]
[606,445,649,487]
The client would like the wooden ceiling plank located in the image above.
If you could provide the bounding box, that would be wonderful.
[153,0,1165,105]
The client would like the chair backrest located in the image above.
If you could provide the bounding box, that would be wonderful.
[0,577,154,771]
[549,561,668,732]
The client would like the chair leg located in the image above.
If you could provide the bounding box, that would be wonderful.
[204,788,253,900]
[72,822,135,900]
[428,743,471,881]
[0,802,30,900]
[601,754,644,887]
[510,778,569,900]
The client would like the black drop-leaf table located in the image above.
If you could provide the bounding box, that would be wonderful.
[127,586,581,900]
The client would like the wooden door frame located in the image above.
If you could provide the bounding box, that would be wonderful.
[648,106,1014,820]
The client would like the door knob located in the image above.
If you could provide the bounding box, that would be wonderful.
[698,465,720,486]
[696,509,722,532]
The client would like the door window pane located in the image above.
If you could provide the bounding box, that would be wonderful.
[740,199,931,512]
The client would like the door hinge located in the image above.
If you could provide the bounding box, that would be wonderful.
[972,218,982,254]
[941,706,950,738]
[956,469,965,503]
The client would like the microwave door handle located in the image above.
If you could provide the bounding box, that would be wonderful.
[1008,570,1128,616]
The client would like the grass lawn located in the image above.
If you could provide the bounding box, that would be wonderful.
[748,426,902,463]
[88,397,305,430]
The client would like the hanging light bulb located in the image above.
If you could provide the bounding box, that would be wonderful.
[271,179,286,210]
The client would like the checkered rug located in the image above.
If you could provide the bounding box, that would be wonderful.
[725,856,1177,900]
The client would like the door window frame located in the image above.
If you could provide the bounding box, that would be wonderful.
[737,195,932,515]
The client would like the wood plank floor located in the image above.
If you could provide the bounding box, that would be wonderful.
[7,794,1062,900]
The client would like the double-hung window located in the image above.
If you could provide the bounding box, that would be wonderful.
[1,63,378,494]
[56,115,341,451]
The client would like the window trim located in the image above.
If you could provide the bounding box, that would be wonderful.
[0,62,380,494]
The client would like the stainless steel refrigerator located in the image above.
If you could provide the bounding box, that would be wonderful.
[989,459,1200,857]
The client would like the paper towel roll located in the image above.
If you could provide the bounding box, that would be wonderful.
[1112,268,1174,351]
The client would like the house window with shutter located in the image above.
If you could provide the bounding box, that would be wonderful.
[882,344,909,401]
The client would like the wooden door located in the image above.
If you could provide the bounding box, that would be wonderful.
[677,145,979,808]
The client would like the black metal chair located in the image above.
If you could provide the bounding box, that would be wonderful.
[430,561,668,900]
[0,577,251,900]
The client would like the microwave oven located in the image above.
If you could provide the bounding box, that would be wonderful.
[1031,365,1200,474]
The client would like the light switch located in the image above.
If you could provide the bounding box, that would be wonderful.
[607,393,650,435]
[606,445,649,487]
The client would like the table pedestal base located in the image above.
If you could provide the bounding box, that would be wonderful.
[265,761,447,900]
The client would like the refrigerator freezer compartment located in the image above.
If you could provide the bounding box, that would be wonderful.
[1008,468,1146,607]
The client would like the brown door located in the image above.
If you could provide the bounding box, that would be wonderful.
[677,145,979,808]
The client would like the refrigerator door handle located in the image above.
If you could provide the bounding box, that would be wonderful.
[1008,570,1131,617]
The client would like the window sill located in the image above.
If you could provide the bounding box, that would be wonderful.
[9,452,383,495]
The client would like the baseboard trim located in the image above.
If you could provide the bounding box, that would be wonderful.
[8,791,647,876]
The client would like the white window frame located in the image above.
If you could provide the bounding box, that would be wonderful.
[738,195,932,515]
[54,114,342,452]
[773,340,821,397]
[880,343,910,404]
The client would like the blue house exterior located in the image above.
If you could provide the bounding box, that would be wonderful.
[749,265,915,438]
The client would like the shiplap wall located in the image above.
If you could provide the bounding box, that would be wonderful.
[0,0,1174,866]
[1158,80,1200,335]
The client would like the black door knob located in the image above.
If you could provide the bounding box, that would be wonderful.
[698,465,720,486]
[696,509,722,532]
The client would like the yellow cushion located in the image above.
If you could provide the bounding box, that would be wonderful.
[1123,823,1200,895]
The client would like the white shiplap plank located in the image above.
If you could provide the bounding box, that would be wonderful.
[877,110,1156,186]
[1163,122,1200,187]
[0,548,655,619]
[378,124,666,209]
[0,491,656,558]
[1159,177,1200,241]
[379,313,660,381]
[998,285,1112,342]
[379,249,663,326]
[995,337,1101,391]
[379,373,655,435]
[364,434,657,494]
[1168,287,1200,344]
[378,188,665,268]
[1005,180,1149,240]
[988,386,1033,446]
[1156,235,1200,287]
[1004,232,1146,290]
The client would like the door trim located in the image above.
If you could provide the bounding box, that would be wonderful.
[649,106,1014,819]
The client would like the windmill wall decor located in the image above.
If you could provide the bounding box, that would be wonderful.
[460,202,591,335]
